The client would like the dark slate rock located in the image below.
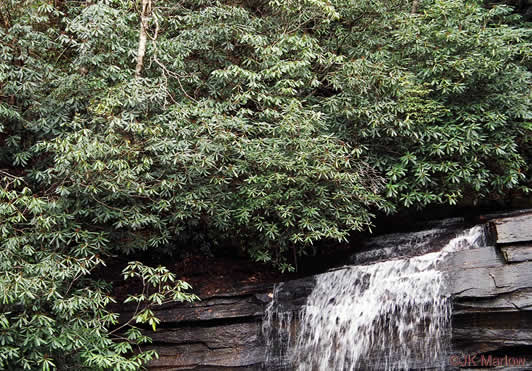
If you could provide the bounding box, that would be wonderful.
[140,212,532,370]
[451,261,532,298]
[350,221,467,265]
[147,343,265,370]
[501,244,532,263]
[491,213,532,244]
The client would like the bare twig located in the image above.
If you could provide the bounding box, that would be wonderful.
[148,8,197,102]
[109,280,147,335]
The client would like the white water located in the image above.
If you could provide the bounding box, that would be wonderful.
[263,226,487,371]
[263,283,295,369]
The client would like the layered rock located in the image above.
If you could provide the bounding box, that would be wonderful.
[142,211,532,370]
[451,213,532,368]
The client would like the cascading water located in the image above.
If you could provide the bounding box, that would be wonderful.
[263,225,487,371]
[262,283,295,370]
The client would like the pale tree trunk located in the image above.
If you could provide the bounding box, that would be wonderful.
[411,0,419,14]
[135,0,151,78]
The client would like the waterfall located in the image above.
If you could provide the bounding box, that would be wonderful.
[263,225,487,371]
[262,283,295,370]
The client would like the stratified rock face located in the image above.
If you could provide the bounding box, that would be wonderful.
[349,217,467,265]
[144,212,532,370]
[451,212,532,366]
[491,213,532,244]
[138,284,273,370]
[143,280,315,370]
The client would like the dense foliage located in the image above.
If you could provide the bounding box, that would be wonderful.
[0,0,530,368]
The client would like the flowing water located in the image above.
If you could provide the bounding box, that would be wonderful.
[263,226,487,370]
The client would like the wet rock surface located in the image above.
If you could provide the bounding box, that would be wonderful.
[142,212,532,370]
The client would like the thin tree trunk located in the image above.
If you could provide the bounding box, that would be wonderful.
[0,6,10,29]
[135,0,151,78]
[411,0,419,14]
